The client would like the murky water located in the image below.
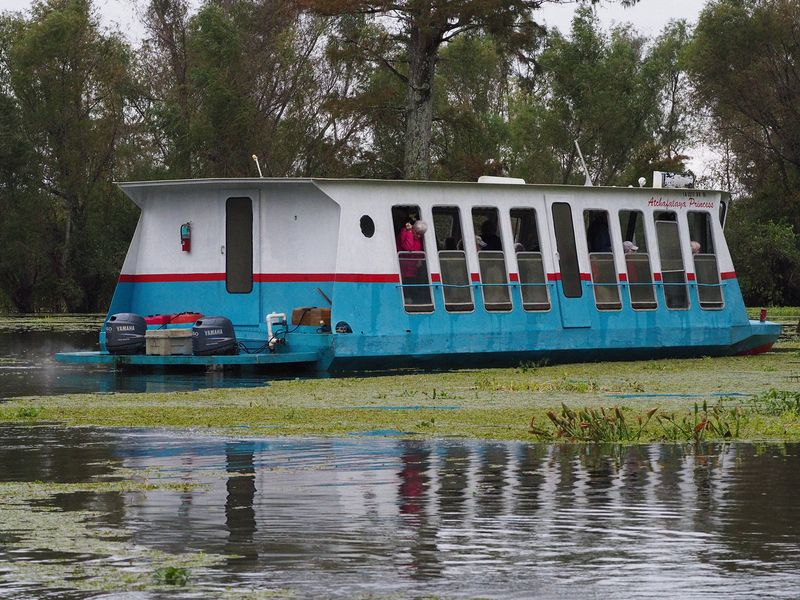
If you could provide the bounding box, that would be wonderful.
[0,326,306,399]
[1,427,798,598]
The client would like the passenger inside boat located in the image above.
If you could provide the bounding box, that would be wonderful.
[586,212,612,253]
[432,206,474,312]
[393,205,433,312]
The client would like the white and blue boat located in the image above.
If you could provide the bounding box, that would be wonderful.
[56,175,780,370]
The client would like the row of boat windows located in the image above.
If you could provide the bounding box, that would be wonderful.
[390,203,724,314]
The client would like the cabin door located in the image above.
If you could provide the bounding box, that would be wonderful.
[545,196,591,329]
[222,192,261,326]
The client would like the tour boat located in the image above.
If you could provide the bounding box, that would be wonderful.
[56,175,780,370]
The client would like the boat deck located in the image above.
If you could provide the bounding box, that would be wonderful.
[56,351,320,367]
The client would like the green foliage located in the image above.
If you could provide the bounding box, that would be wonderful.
[750,389,800,416]
[508,9,693,185]
[724,201,800,306]
[153,566,189,586]
[0,0,137,312]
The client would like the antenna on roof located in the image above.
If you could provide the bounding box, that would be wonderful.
[574,140,593,187]
[252,154,263,178]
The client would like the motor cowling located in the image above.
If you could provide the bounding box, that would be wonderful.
[105,313,146,355]
[192,317,238,355]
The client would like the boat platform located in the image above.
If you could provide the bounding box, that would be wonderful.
[55,351,321,368]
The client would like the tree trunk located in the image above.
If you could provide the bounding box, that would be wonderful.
[404,23,438,181]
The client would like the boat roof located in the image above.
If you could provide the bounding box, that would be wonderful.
[117,177,728,205]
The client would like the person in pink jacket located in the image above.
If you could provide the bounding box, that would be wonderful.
[396,220,429,305]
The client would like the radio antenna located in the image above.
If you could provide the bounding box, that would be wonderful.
[252,154,263,178]
[574,140,593,187]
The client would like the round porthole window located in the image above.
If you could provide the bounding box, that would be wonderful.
[360,215,375,238]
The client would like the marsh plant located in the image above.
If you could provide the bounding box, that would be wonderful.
[750,389,800,416]
[529,404,658,443]
[154,566,189,586]
[657,400,742,442]
[530,400,746,443]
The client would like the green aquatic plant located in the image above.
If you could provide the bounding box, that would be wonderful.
[657,400,742,442]
[750,388,800,416]
[15,406,41,419]
[154,566,189,586]
[529,404,658,443]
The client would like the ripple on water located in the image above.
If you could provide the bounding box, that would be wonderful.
[0,428,799,598]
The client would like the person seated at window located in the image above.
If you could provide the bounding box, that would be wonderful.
[587,214,612,253]
[623,241,638,254]
[480,220,502,251]
[690,240,701,255]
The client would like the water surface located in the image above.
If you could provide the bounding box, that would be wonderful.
[0,321,302,398]
[0,427,798,598]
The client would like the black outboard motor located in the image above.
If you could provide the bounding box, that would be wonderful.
[105,313,147,355]
[192,317,238,355]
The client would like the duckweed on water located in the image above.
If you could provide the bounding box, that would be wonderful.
[0,329,797,442]
[0,472,224,594]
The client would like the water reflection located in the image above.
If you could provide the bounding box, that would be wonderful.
[1,427,799,598]
[0,328,309,398]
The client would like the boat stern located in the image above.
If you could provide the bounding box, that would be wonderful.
[733,320,782,355]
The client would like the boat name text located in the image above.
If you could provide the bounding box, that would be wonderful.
[648,197,715,209]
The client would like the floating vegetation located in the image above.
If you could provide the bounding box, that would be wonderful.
[154,566,190,586]
[750,389,800,416]
[0,314,103,334]
[0,472,222,594]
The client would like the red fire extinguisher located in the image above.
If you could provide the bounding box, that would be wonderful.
[180,222,191,252]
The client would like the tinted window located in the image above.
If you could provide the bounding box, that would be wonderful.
[226,197,253,294]
[552,203,581,298]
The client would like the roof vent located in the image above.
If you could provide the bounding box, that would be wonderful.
[477,175,526,185]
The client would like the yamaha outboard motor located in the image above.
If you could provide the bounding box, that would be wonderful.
[192,317,238,355]
[105,313,147,355]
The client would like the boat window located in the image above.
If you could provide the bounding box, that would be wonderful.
[433,206,473,312]
[360,215,375,238]
[551,203,582,298]
[584,209,621,310]
[510,208,549,311]
[472,207,512,312]
[226,197,253,294]
[392,205,433,312]
[688,211,723,309]
[619,210,657,310]
[655,211,689,309]
[719,200,727,228]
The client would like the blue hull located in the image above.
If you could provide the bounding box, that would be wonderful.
[56,276,782,371]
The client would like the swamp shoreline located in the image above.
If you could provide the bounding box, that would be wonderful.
[1,311,798,444]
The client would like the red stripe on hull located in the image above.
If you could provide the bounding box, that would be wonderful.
[721,271,737,280]
[738,342,775,356]
[120,272,401,284]
[119,273,225,283]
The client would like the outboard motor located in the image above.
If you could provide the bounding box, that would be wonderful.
[105,313,147,355]
[192,317,238,355]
